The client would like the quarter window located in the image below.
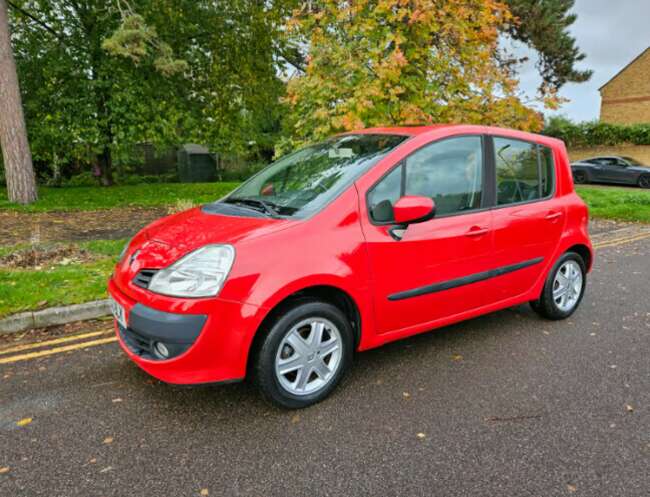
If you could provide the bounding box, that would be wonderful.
[494,138,553,205]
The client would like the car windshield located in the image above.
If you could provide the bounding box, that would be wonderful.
[622,156,642,165]
[220,134,408,218]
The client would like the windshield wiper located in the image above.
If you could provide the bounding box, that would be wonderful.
[224,197,280,218]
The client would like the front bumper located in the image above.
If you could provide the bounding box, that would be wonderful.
[108,278,265,385]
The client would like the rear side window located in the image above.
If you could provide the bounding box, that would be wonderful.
[540,146,554,197]
[494,138,554,206]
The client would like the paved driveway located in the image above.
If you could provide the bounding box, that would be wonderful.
[1,235,649,497]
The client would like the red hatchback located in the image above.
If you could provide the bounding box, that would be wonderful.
[108,125,593,408]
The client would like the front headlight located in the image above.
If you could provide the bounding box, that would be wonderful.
[148,244,235,298]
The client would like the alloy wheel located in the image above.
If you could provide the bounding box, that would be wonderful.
[274,318,343,396]
[553,260,583,312]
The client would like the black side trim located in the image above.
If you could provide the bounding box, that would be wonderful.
[388,257,544,301]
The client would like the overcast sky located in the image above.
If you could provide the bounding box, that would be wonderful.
[516,0,650,122]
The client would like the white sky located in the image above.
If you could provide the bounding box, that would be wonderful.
[516,0,650,122]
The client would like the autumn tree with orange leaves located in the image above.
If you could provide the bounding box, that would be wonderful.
[283,0,545,145]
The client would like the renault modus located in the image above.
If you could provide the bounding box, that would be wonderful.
[108,125,593,408]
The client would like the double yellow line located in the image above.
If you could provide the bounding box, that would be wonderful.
[593,230,650,250]
[0,330,116,365]
[1,230,649,366]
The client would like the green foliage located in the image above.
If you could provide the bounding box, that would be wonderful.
[0,182,239,212]
[543,116,650,147]
[8,0,289,177]
[283,0,543,147]
[576,186,650,223]
[504,0,592,95]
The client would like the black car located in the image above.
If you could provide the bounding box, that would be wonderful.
[571,156,650,188]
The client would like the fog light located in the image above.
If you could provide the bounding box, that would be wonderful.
[153,341,170,359]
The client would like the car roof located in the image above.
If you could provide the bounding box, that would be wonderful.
[344,125,564,146]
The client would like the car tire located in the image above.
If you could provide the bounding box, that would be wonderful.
[573,171,588,184]
[530,252,586,320]
[252,300,354,409]
[638,175,650,189]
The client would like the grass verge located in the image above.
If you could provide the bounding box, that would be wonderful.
[0,182,240,212]
[0,240,125,318]
[576,186,650,223]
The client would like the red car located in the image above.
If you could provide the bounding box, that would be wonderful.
[108,125,593,408]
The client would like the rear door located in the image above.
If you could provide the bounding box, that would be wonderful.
[489,137,564,299]
[359,135,496,335]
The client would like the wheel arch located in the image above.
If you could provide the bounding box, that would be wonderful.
[245,284,363,376]
[567,243,593,272]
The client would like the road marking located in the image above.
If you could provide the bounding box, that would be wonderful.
[0,330,113,356]
[594,231,650,249]
[0,337,117,364]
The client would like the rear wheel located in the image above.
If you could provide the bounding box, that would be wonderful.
[253,301,353,409]
[573,170,588,184]
[530,252,586,320]
[638,175,650,189]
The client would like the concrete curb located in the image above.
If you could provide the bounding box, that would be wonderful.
[0,300,111,335]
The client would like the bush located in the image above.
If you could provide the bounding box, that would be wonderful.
[543,116,650,147]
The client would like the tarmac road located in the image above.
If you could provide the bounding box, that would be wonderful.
[1,233,649,497]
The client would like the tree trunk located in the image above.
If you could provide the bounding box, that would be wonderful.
[0,0,37,204]
[97,145,113,186]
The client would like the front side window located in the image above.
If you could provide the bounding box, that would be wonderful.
[494,138,543,205]
[220,134,407,218]
[368,136,484,222]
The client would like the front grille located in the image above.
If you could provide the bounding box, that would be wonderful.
[133,269,158,289]
[118,323,156,360]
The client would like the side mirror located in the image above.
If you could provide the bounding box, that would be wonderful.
[393,196,436,225]
[389,196,436,240]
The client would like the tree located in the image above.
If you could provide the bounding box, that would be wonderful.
[9,0,289,185]
[504,0,592,95]
[0,0,37,204]
[283,0,544,144]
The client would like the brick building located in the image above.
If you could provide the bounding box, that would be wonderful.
[599,47,650,125]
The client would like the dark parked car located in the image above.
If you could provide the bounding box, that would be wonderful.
[571,156,650,188]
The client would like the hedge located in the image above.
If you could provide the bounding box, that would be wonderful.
[542,117,650,148]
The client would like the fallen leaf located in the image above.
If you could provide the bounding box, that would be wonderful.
[402,392,411,399]
[99,466,113,473]
[16,418,32,427]
[451,354,463,361]
[103,436,114,444]
[625,404,634,412]
[111,398,123,403]
[89,458,97,464]
[0,467,9,474]
[200,490,209,496]
[291,414,300,424]
[416,432,426,439]
[567,484,577,493]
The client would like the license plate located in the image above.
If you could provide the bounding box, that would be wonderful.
[109,296,127,328]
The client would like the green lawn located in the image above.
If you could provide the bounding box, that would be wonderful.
[576,186,650,223]
[0,182,240,212]
[0,239,126,318]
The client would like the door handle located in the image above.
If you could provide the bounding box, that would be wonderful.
[465,226,489,237]
[545,211,563,221]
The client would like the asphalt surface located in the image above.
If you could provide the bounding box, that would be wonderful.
[1,236,649,497]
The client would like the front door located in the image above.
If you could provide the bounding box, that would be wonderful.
[359,135,496,335]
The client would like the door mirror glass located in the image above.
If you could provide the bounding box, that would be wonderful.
[393,196,436,225]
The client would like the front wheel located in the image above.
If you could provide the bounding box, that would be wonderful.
[530,252,586,320]
[252,301,354,409]
[638,175,650,189]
